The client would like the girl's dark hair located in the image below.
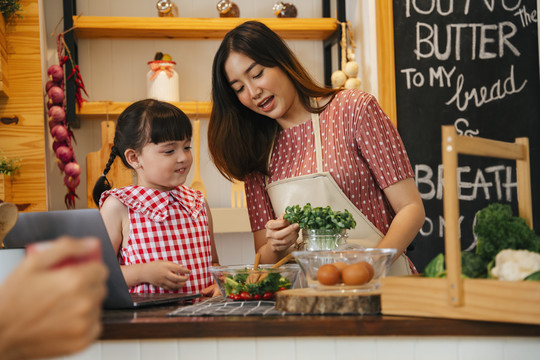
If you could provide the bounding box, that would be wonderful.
[92,99,192,206]
[208,20,338,181]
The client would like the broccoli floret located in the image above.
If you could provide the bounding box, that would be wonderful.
[473,203,540,262]
[424,251,487,279]
[461,251,487,278]
[233,271,249,284]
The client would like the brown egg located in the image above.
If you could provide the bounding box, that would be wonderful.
[332,262,348,273]
[341,262,374,285]
[317,264,341,285]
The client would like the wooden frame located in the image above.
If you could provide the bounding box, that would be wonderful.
[375,0,397,125]
[381,126,538,325]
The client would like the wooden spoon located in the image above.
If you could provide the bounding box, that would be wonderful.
[0,202,18,248]
[272,253,293,269]
[253,252,261,270]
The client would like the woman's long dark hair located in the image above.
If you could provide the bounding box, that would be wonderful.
[208,21,338,181]
[92,99,192,206]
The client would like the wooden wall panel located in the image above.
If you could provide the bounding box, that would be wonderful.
[0,0,46,211]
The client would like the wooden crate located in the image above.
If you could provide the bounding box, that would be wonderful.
[382,126,539,325]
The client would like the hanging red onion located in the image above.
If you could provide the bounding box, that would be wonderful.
[51,125,69,142]
[48,64,64,83]
[47,86,65,105]
[48,105,65,120]
[64,174,80,189]
[55,145,73,164]
[64,162,81,178]
[52,140,66,152]
[45,80,58,92]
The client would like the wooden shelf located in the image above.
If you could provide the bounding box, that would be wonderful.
[77,101,212,118]
[73,16,338,40]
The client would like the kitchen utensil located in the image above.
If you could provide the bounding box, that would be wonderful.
[230,180,246,208]
[272,253,293,269]
[253,252,261,270]
[189,118,206,197]
[0,202,18,248]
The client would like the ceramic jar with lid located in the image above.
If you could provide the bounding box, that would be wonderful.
[146,59,180,102]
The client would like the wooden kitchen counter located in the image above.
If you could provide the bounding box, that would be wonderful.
[100,301,540,340]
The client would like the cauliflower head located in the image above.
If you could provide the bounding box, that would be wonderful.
[490,249,540,281]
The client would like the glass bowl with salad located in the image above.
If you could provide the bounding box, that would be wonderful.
[210,264,301,301]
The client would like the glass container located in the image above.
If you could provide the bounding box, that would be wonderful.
[301,229,348,251]
[273,1,297,18]
[217,0,240,17]
[156,0,178,17]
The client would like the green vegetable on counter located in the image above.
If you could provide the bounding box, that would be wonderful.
[283,203,356,231]
[424,203,540,280]
[424,251,487,279]
[474,203,540,262]
[525,270,540,281]
[223,269,292,298]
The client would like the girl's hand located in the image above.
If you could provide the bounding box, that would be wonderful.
[145,260,190,291]
[200,283,221,297]
[265,214,300,252]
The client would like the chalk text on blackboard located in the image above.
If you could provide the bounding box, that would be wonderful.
[405,0,528,17]
[414,21,519,61]
[514,5,538,27]
[415,163,517,202]
[446,64,527,111]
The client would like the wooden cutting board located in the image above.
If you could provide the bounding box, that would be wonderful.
[275,288,381,314]
[86,121,133,208]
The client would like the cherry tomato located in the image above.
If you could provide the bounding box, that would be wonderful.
[232,294,241,301]
[253,294,262,300]
[240,291,253,301]
[263,292,274,300]
[228,294,235,300]
[278,287,287,291]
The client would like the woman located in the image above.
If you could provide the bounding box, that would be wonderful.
[208,21,425,275]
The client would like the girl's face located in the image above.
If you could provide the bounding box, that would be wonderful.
[224,51,306,128]
[130,139,193,191]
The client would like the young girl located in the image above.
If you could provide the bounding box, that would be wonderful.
[93,99,219,296]
[209,21,425,275]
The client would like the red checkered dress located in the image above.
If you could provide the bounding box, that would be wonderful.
[100,185,213,294]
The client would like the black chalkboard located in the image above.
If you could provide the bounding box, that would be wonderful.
[390,0,540,272]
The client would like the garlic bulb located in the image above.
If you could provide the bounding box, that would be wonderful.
[331,70,347,88]
[344,77,361,90]
[343,61,359,78]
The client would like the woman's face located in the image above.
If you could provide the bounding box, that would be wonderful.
[131,139,193,191]
[224,51,303,125]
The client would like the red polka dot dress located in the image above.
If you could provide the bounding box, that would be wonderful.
[100,185,213,294]
[244,89,415,235]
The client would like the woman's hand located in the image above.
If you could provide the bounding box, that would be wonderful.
[142,260,190,291]
[265,214,300,252]
[0,236,108,360]
[200,283,221,297]
[254,215,300,263]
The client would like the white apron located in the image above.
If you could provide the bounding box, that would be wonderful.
[265,107,411,276]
